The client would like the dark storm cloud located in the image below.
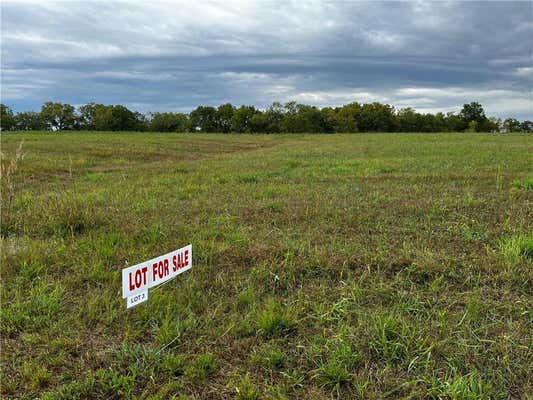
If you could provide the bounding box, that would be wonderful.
[1,1,532,118]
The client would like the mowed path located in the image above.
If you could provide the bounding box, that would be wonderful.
[2,132,532,399]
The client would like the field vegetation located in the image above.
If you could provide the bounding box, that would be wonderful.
[1,131,532,399]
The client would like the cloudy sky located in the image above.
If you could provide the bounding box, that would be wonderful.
[1,1,532,118]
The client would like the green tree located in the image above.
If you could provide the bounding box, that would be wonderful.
[134,111,149,131]
[319,107,337,133]
[263,102,285,133]
[216,103,235,133]
[93,105,139,131]
[188,106,218,132]
[14,111,45,130]
[397,108,421,132]
[77,103,102,130]
[520,120,533,132]
[445,112,463,132]
[231,106,256,133]
[150,112,188,132]
[358,102,397,132]
[280,103,325,133]
[486,117,501,132]
[468,120,479,132]
[459,102,487,131]
[329,103,360,133]
[249,112,270,133]
[502,118,521,132]
[433,112,448,132]
[41,102,76,130]
[0,104,16,131]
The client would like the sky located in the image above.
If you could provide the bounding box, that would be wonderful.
[1,0,532,119]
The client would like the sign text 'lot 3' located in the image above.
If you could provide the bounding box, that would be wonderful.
[122,244,192,307]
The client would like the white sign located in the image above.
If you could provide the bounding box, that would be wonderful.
[127,290,148,308]
[122,244,192,308]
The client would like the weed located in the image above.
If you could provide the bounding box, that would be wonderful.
[238,174,259,184]
[161,353,186,376]
[511,177,533,191]
[463,191,481,208]
[378,166,395,174]
[94,368,136,397]
[234,318,255,338]
[368,313,412,364]
[312,335,360,391]
[253,344,287,369]
[267,202,283,212]
[185,353,217,384]
[257,299,295,337]
[498,234,533,265]
[237,287,255,308]
[0,140,25,210]
[233,375,261,400]
[155,318,185,346]
[459,223,487,241]
[315,360,352,390]
[2,282,63,334]
[22,361,52,389]
[428,372,498,399]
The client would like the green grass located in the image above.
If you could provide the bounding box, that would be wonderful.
[498,234,533,265]
[511,177,533,191]
[1,131,532,399]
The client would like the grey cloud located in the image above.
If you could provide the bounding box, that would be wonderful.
[1,0,532,119]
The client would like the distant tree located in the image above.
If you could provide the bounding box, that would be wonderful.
[134,112,149,131]
[281,103,325,133]
[0,104,15,131]
[421,113,440,132]
[467,120,479,132]
[77,103,102,130]
[41,102,76,130]
[216,103,235,133]
[149,112,187,132]
[10,99,529,134]
[487,117,502,133]
[231,106,256,133]
[249,112,271,133]
[445,112,463,132]
[93,105,139,131]
[358,102,397,132]
[397,108,420,132]
[433,112,448,132]
[459,102,487,131]
[14,111,45,130]
[396,108,445,132]
[520,120,533,132]
[188,106,218,132]
[319,107,336,133]
[331,103,360,132]
[502,118,521,132]
[263,102,285,133]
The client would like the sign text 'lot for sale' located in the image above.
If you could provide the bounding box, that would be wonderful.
[122,244,192,308]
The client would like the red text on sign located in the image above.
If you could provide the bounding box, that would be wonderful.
[173,249,189,271]
[129,267,148,291]
[152,259,170,281]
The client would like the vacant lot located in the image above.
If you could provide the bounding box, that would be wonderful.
[1,132,532,399]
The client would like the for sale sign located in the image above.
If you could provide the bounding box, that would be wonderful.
[122,244,192,308]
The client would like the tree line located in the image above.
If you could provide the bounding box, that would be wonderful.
[1,101,531,133]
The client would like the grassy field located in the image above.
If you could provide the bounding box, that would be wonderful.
[1,132,532,399]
